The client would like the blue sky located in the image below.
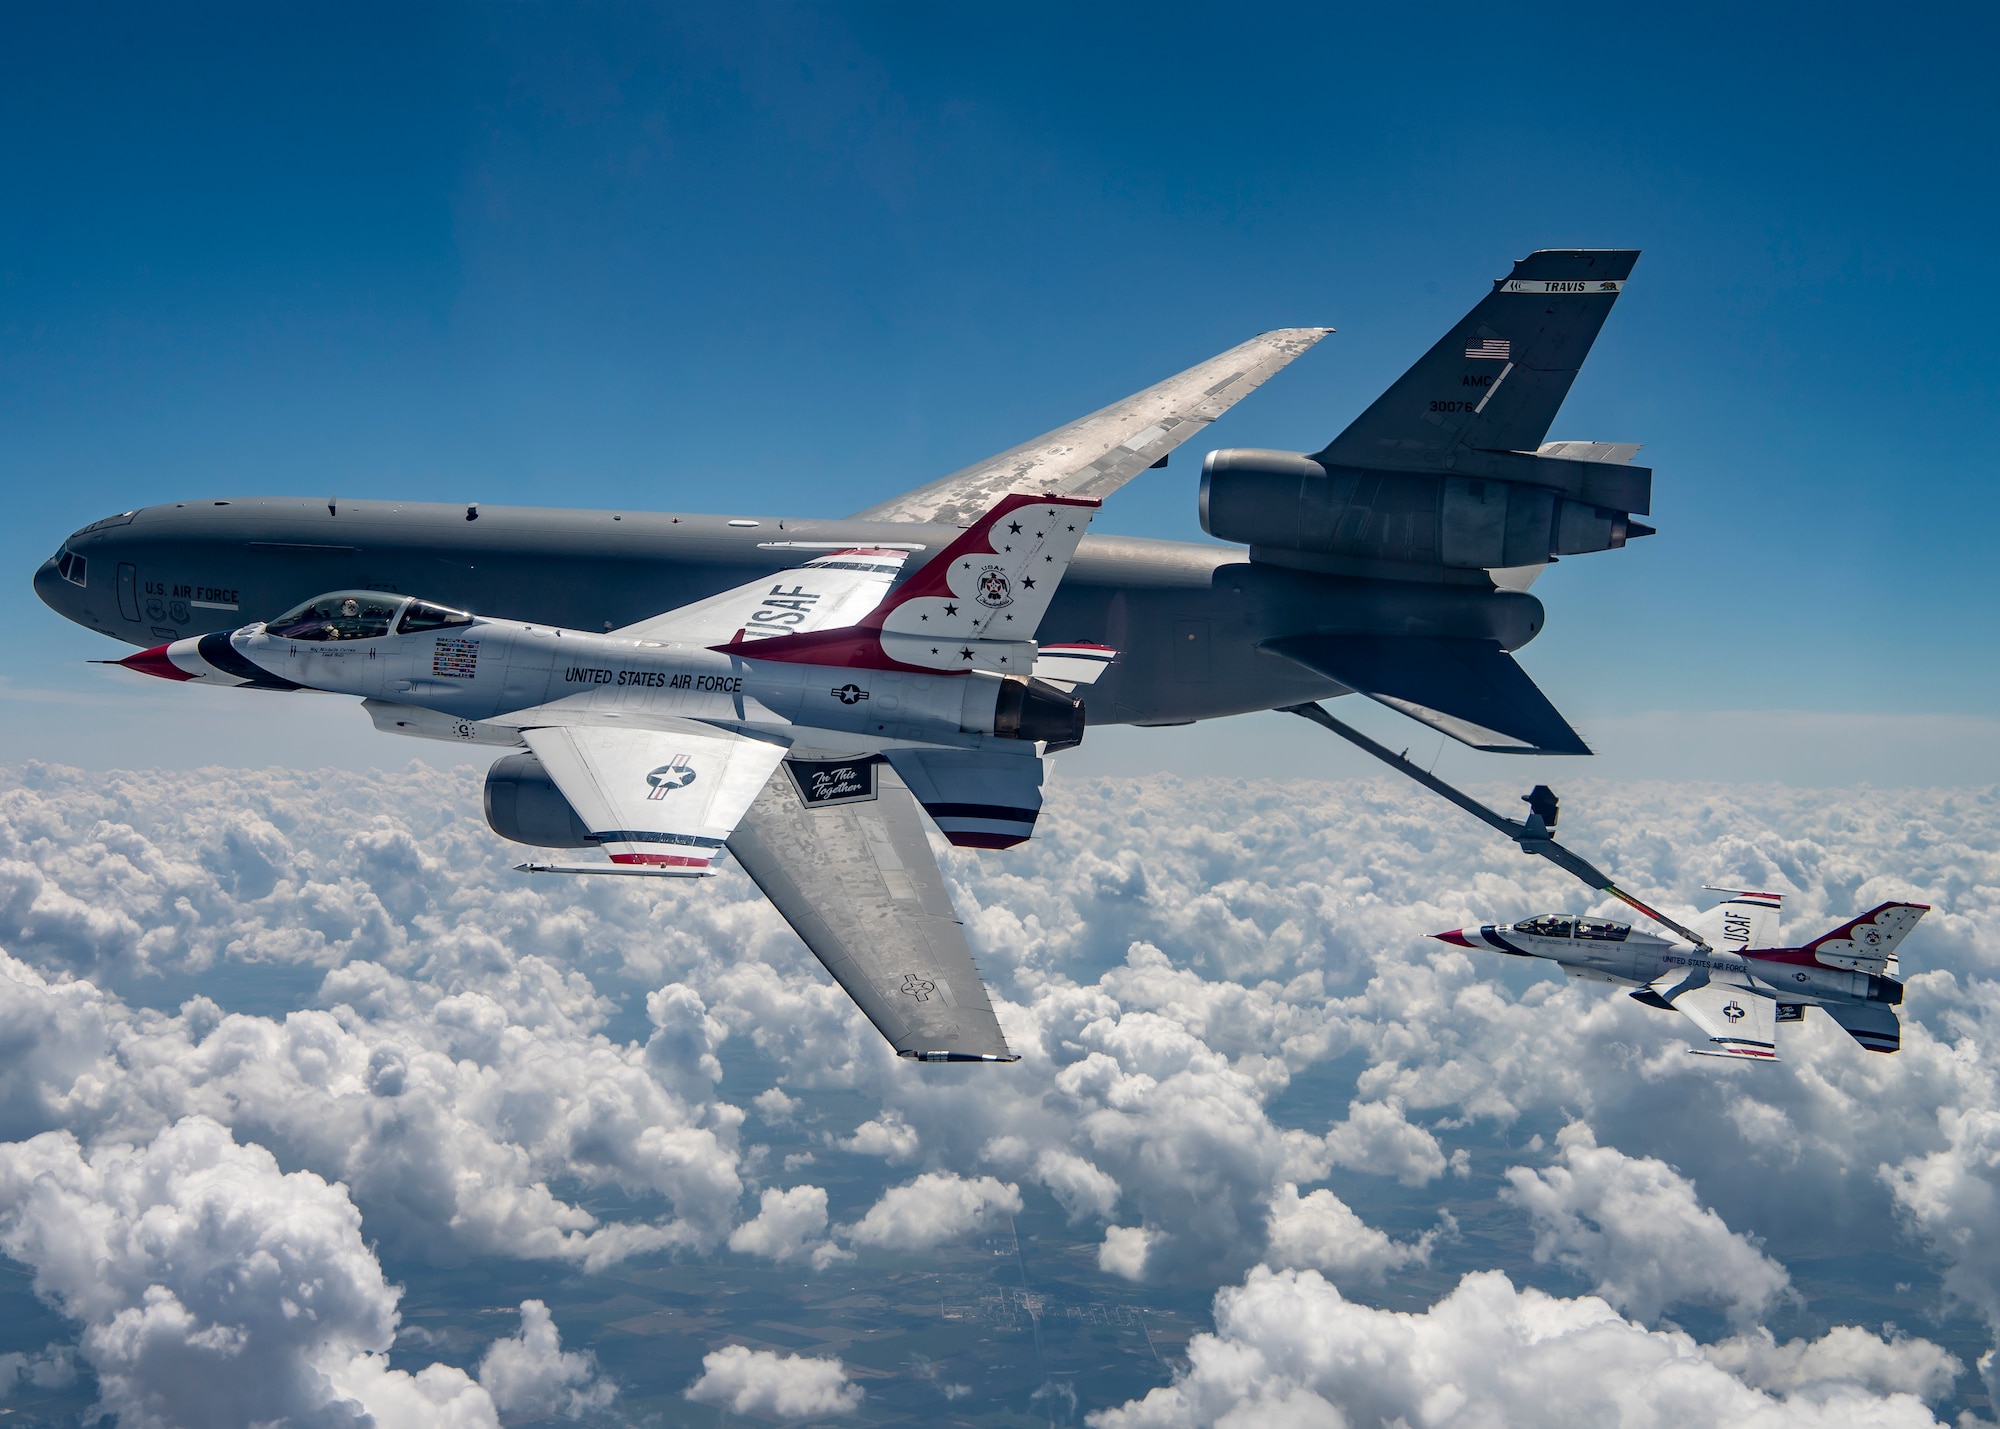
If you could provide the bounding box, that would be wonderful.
[4,2,1996,774]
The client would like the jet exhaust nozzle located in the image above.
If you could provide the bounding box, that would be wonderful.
[994,676,1085,751]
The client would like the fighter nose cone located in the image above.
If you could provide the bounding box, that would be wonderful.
[1431,929,1474,947]
[114,645,195,681]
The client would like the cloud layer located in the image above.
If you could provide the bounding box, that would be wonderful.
[0,759,1997,1421]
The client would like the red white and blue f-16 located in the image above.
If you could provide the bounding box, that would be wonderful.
[1435,891,1927,1061]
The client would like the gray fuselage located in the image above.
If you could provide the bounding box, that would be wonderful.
[34,496,1548,727]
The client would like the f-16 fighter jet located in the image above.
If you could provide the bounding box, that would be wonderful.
[44,249,1656,1063]
[113,494,1107,1062]
[1434,893,1929,1061]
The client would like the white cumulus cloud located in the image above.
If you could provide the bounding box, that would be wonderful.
[476,1300,615,1420]
[0,1114,498,1428]
[1501,1122,1790,1325]
[685,1344,862,1420]
[1264,1183,1436,1284]
[843,1172,1022,1251]
[1087,1265,1944,1429]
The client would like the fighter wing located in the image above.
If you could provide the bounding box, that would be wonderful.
[614,547,914,645]
[1649,971,1779,1062]
[853,329,1331,526]
[520,722,788,871]
[727,758,1015,1061]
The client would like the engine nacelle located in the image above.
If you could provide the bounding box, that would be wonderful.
[484,751,593,848]
[1199,448,1646,579]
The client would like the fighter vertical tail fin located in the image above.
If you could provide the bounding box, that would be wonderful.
[714,492,1098,676]
[1794,902,1930,975]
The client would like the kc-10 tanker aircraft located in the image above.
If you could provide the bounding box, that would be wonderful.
[1435,893,1929,1061]
[38,249,1653,1063]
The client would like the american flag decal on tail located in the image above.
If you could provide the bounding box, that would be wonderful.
[1465,338,1511,361]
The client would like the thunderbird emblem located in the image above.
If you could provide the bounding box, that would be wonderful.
[645,755,697,798]
[975,566,1013,609]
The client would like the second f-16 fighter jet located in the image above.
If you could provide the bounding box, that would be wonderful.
[41,249,1653,1063]
[1434,893,1929,1061]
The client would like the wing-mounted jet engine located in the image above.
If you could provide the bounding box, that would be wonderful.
[1216,250,1647,756]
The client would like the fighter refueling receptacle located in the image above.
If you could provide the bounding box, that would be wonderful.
[1435,894,1927,1061]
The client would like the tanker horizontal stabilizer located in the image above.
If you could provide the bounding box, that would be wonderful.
[1262,633,1589,755]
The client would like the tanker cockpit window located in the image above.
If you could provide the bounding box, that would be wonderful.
[1575,919,1631,942]
[1515,915,1576,939]
[396,599,474,634]
[267,591,406,642]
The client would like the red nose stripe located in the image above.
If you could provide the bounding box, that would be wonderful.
[118,645,197,682]
[1431,929,1474,947]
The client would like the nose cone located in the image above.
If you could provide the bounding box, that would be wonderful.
[32,556,79,622]
[1431,928,1475,948]
[114,644,196,682]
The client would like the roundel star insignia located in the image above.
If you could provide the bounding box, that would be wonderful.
[645,755,698,799]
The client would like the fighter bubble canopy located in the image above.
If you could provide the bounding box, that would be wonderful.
[266,591,471,642]
[1511,915,1631,941]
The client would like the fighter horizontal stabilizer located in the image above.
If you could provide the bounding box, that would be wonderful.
[886,745,1044,850]
[1651,971,1780,1062]
[1821,1000,1901,1055]
[1319,249,1638,471]
[1261,634,1589,755]
[1032,642,1118,689]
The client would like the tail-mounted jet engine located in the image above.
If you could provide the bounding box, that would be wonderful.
[1198,446,1653,582]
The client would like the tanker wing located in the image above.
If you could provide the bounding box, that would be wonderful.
[853,328,1330,527]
